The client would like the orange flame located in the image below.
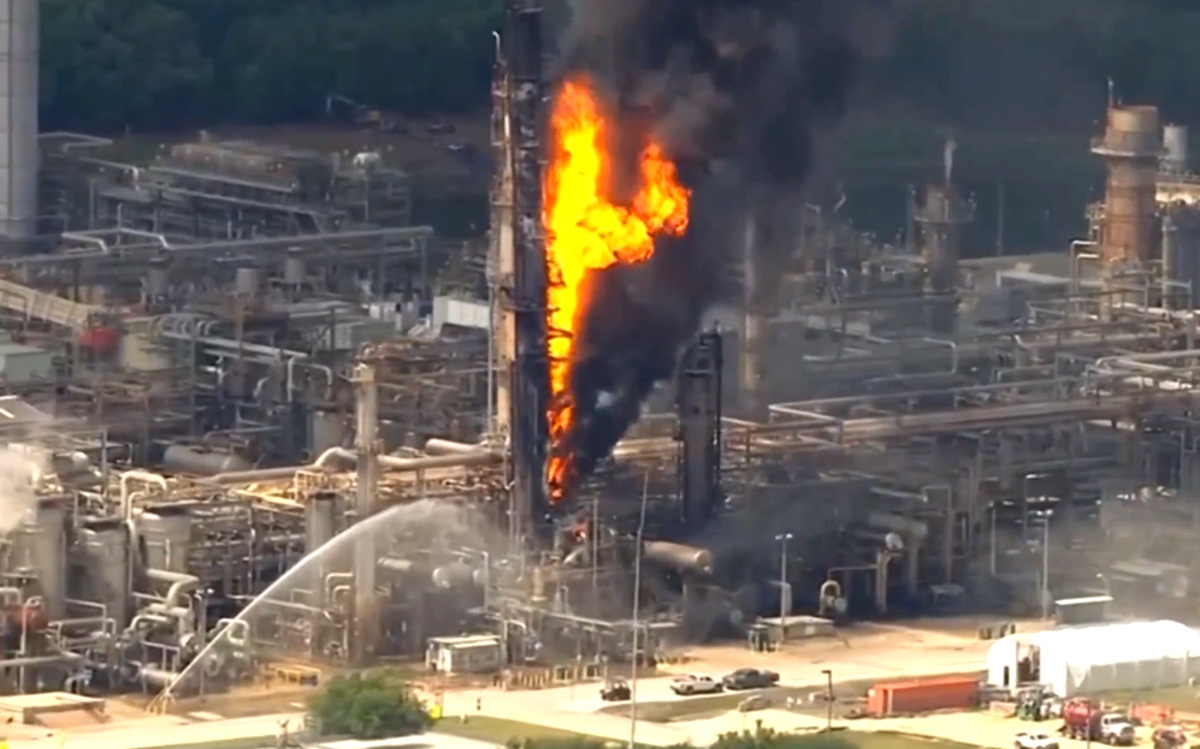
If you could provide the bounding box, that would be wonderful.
[544,77,690,502]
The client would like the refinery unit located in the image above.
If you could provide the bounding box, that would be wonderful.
[0,0,1195,713]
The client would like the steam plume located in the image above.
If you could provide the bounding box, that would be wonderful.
[554,0,893,494]
[0,446,45,533]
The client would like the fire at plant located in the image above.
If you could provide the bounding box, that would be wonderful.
[5,0,1200,707]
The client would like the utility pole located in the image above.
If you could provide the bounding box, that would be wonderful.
[821,669,833,732]
[629,473,649,749]
[1040,519,1051,620]
[775,532,793,642]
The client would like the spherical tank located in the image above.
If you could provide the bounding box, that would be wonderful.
[162,445,251,476]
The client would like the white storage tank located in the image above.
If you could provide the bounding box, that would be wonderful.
[137,507,192,572]
[1164,125,1189,173]
[78,518,131,626]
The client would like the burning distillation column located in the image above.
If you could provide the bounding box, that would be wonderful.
[1091,105,1162,298]
[502,0,551,538]
[916,183,974,334]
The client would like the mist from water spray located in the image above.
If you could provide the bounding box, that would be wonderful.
[158,499,495,700]
[0,446,47,534]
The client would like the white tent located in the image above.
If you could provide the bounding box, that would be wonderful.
[987,620,1200,697]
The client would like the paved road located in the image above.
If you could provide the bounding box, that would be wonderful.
[10,621,1004,749]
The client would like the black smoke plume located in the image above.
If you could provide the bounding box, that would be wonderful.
[551,0,893,498]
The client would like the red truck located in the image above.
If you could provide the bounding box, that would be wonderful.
[1061,698,1136,745]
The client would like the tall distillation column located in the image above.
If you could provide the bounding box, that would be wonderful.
[1091,106,1162,297]
[490,41,515,440]
[741,215,765,411]
[504,0,550,542]
[351,361,380,663]
[916,183,974,334]
[0,0,38,241]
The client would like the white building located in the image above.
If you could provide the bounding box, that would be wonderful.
[987,620,1200,697]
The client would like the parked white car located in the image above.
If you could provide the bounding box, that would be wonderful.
[1015,731,1060,749]
[670,675,723,695]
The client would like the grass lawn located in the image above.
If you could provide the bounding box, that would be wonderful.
[434,716,598,743]
[433,719,980,749]
[848,732,982,749]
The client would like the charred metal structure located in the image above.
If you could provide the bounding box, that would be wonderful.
[500,0,552,541]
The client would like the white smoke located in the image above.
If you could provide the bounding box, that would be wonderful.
[0,445,46,534]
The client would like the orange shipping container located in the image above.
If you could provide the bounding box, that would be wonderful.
[867,676,979,716]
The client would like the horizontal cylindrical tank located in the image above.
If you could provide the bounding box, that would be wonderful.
[867,676,979,716]
[137,508,192,572]
[378,557,417,575]
[643,541,713,575]
[162,445,251,476]
[79,518,131,626]
[431,562,477,589]
[51,451,91,479]
[1164,125,1189,172]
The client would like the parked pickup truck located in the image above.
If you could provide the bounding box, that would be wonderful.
[671,675,723,696]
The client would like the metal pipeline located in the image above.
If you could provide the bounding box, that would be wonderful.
[0,653,84,669]
[120,470,167,520]
[423,438,488,455]
[204,448,501,485]
[146,569,200,610]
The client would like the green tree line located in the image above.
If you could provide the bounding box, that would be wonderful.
[36,0,1200,133]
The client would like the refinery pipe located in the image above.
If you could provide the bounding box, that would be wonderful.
[204,447,501,485]
[643,541,714,575]
[146,569,200,610]
[120,470,167,520]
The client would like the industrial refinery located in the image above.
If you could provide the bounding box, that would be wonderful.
[0,0,1194,722]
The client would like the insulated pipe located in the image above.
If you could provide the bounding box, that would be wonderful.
[0,653,83,669]
[204,448,500,485]
[120,470,167,520]
[145,568,200,610]
[423,438,487,455]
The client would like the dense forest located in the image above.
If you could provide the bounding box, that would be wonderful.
[37,0,1200,134]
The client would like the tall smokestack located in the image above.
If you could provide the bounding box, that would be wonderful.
[506,0,551,534]
[0,0,38,241]
[1092,105,1161,267]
